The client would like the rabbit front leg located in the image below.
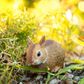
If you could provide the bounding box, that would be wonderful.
[51,66,61,72]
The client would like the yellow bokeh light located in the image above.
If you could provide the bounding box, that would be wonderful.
[13,0,20,10]
[78,1,84,12]
[33,0,60,19]
[13,0,23,10]
[65,9,72,21]
[0,0,24,13]
[0,0,13,11]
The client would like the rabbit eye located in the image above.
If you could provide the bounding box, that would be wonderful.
[37,51,42,57]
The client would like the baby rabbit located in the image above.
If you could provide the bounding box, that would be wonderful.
[23,36,65,72]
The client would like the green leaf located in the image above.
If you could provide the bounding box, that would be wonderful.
[71,59,84,64]
[78,78,84,84]
[16,64,48,73]
[55,64,84,76]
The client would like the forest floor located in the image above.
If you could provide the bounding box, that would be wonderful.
[0,50,84,84]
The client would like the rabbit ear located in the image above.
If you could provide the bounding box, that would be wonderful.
[27,37,34,47]
[39,36,45,45]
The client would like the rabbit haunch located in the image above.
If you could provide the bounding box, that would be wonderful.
[23,36,65,71]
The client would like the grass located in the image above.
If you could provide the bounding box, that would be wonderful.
[0,29,84,83]
[0,19,84,84]
[0,1,84,83]
[0,58,84,83]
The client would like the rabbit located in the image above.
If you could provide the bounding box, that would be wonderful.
[22,36,65,72]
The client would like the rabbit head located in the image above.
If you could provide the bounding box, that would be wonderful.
[24,36,48,65]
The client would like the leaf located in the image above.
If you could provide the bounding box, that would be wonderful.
[15,64,48,73]
[48,64,84,83]
[72,37,84,46]
[46,73,51,84]
[78,78,84,84]
[55,64,84,76]
[71,59,84,64]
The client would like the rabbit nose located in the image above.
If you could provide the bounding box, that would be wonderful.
[36,61,42,65]
[33,60,42,65]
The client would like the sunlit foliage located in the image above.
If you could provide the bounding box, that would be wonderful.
[0,0,84,83]
[0,0,84,52]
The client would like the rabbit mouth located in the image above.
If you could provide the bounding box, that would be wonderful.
[32,60,42,65]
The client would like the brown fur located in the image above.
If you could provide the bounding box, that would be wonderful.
[23,36,65,71]
[26,44,35,65]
